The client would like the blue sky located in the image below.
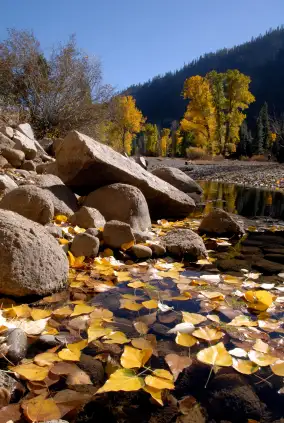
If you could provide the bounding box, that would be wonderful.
[1,0,284,90]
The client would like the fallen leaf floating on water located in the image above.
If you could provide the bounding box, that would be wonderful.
[5,304,31,318]
[248,350,278,366]
[142,299,158,309]
[253,339,270,353]
[87,323,112,342]
[30,309,52,320]
[182,312,207,325]
[97,369,144,393]
[120,299,143,311]
[11,363,50,381]
[270,360,284,376]
[134,321,149,335]
[58,348,81,361]
[70,304,94,317]
[127,281,145,289]
[232,358,259,375]
[22,395,61,422]
[228,315,258,327]
[158,302,174,312]
[200,291,225,300]
[175,332,197,347]
[197,342,233,367]
[229,348,248,358]
[143,385,163,406]
[192,327,224,342]
[244,290,274,311]
[34,352,62,367]
[103,331,130,344]
[165,354,192,381]
[121,345,152,369]
[168,322,195,334]
[145,370,174,390]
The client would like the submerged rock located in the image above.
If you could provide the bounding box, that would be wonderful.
[54,131,195,218]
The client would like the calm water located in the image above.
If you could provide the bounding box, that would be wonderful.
[198,180,284,220]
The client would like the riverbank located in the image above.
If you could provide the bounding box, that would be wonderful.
[147,158,284,191]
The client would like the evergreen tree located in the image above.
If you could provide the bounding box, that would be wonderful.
[237,121,253,157]
[253,115,264,154]
[259,102,270,150]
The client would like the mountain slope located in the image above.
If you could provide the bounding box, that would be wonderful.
[126,27,284,126]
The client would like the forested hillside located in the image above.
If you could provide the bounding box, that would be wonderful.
[126,27,284,127]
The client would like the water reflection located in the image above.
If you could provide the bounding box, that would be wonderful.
[198,181,284,219]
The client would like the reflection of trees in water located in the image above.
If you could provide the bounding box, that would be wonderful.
[200,181,284,219]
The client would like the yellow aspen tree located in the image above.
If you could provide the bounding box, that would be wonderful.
[108,95,145,154]
[160,128,171,157]
[180,76,216,154]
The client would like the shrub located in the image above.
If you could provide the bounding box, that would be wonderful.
[239,155,250,161]
[186,147,211,160]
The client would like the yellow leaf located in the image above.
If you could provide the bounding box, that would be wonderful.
[58,348,81,361]
[73,225,86,234]
[244,290,273,311]
[253,339,270,354]
[68,251,75,266]
[5,304,31,318]
[248,350,278,366]
[171,295,190,301]
[142,299,158,309]
[232,358,259,375]
[34,352,62,367]
[223,275,243,284]
[200,291,225,301]
[158,270,180,279]
[134,321,149,335]
[23,396,61,422]
[145,374,174,390]
[30,309,52,320]
[143,386,163,406]
[196,258,213,265]
[131,338,153,350]
[90,308,113,322]
[97,369,144,393]
[121,346,152,369]
[120,299,143,311]
[192,327,224,342]
[175,332,197,347]
[11,363,49,381]
[270,360,284,376]
[67,339,88,353]
[127,281,145,289]
[152,369,173,380]
[121,240,135,251]
[197,342,232,366]
[115,271,132,282]
[52,306,73,317]
[58,238,69,245]
[228,315,258,327]
[88,323,112,342]
[55,214,68,223]
[103,331,130,344]
[207,314,220,323]
[182,312,207,325]
[42,326,59,335]
[71,304,94,317]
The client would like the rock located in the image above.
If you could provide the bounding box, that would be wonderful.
[0,209,68,296]
[17,123,35,140]
[71,233,100,257]
[0,155,9,169]
[133,230,153,243]
[52,137,64,155]
[147,242,166,256]
[55,131,195,218]
[13,130,37,160]
[83,183,151,232]
[1,147,25,167]
[133,156,148,169]
[199,208,245,236]
[45,223,63,238]
[130,244,152,259]
[0,185,54,224]
[0,175,17,195]
[70,206,105,229]
[207,371,266,423]
[38,137,54,154]
[217,259,249,273]
[79,354,104,383]
[0,126,14,139]
[86,227,101,238]
[152,166,202,195]
[0,132,15,149]
[32,174,78,217]
[6,329,28,363]
[37,334,59,348]
[0,369,19,405]
[22,160,36,171]
[36,161,58,175]
[103,220,135,249]
[252,257,284,275]
[162,229,207,259]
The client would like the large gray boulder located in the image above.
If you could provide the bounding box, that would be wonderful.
[13,130,37,160]
[162,228,208,259]
[83,183,151,231]
[17,123,35,140]
[0,185,54,224]
[54,131,195,218]
[70,206,105,229]
[199,208,245,236]
[151,166,202,195]
[0,175,17,195]
[1,147,25,168]
[0,209,68,296]
[32,174,78,217]
[0,132,15,149]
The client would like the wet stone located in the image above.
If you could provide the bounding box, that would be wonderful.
[6,328,28,363]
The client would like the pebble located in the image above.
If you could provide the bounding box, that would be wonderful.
[6,328,28,363]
